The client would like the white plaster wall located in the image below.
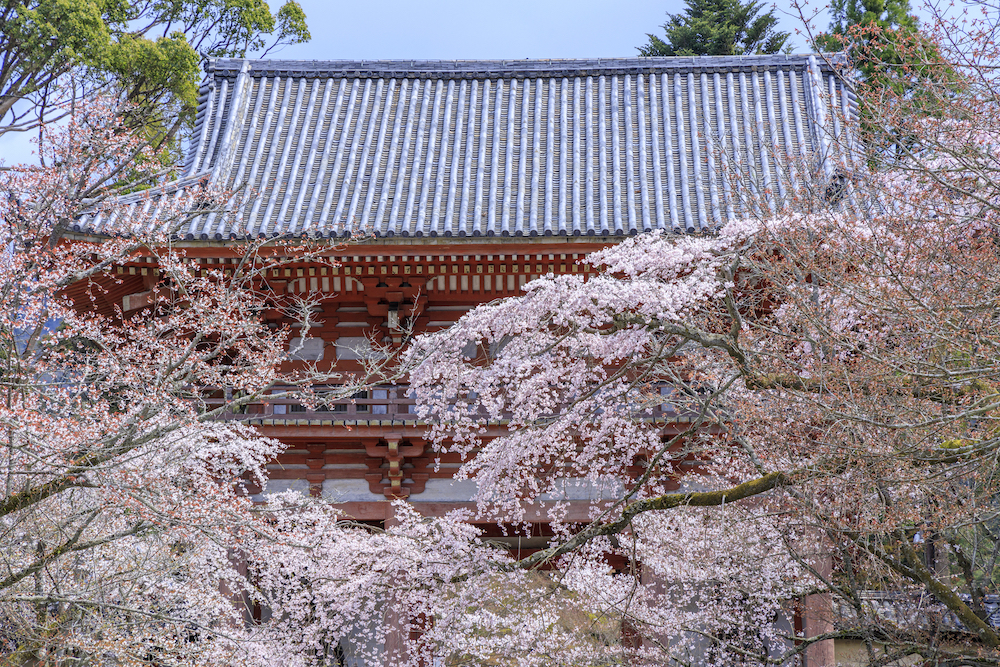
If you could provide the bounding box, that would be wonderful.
[539,477,626,501]
[418,478,479,502]
[323,478,387,502]
[251,478,309,502]
[417,477,627,502]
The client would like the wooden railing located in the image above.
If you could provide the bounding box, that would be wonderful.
[209,385,419,420]
[208,383,692,422]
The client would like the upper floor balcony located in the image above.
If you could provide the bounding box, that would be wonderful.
[204,383,699,428]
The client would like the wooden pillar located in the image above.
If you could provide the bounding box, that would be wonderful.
[305,443,326,497]
[382,503,408,665]
[803,547,835,666]
[621,618,642,666]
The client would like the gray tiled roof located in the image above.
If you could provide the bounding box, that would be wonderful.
[76,55,856,240]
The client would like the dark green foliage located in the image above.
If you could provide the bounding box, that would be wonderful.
[821,0,917,47]
[815,0,921,85]
[815,0,948,164]
[638,0,790,57]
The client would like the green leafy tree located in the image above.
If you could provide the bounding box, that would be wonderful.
[0,0,310,153]
[638,0,790,57]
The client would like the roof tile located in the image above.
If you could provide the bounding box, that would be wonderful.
[76,55,856,240]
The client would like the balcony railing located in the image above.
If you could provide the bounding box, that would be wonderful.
[206,386,418,420]
[206,383,699,423]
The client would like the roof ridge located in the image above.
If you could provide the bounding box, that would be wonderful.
[206,54,847,77]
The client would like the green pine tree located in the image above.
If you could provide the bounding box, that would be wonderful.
[638,0,791,57]
[816,0,920,84]
[827,0,916,34]
[816,0,947,163]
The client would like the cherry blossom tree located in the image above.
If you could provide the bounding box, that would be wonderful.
[0,98,404,666]
[396,4,1000,665]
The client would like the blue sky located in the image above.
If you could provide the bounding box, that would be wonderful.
[0,0,829,165]
[267,0,821,61]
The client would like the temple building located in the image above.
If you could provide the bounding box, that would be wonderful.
[69,52,853,521]
[66,55,854,660]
